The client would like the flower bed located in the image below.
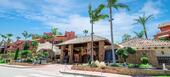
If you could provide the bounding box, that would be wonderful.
[72,65,170,76]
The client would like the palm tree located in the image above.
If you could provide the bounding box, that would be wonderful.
[134,30,144,38]
[88,4,108,61]
[22,31,32,40]
[134,14,153,39]
[0,34,7,46]
[83,29,89,36]
[6,33,13,45]
[32,34,42,40]
[51,27,60,51]
[16,36,21,41]
[0,34,7,55]
[122,34,131,41]
[100,0,129,63]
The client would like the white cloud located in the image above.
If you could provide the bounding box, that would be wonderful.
[139,1,161,16]
[0,0,26,10]
[0,0,164,42]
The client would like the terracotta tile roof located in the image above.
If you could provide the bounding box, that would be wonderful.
[158,22,170,28]
[119,38,170,48]
[57,35,110,45]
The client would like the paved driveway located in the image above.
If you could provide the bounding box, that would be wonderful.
[0,64,132,77]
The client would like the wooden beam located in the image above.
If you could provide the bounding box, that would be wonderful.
[99,41,105,61]
[68,44,74,64]
[60,46,65,63]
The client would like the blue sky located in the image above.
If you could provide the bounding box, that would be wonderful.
[0,0,170,42]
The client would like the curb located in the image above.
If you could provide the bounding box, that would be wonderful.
[0,64,31,68]
[60,70,106,77]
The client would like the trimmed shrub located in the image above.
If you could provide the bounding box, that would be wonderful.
[128,63,139,68]
[141,56,149,64]
[0,59,5,63]
[139,64,152,69]
[110,63,123,67]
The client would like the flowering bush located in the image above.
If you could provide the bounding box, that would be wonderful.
[87,60,106,68]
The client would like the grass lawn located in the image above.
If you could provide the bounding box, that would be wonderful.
[155,76,170,77]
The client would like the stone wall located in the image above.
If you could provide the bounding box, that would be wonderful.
[118,50,158,66]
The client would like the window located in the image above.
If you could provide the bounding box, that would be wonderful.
[157,56,170,65]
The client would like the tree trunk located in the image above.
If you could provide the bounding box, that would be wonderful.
[143,24,148,39]
[51,39,54,61]
[91,23,94,62]
[109,6,116,63]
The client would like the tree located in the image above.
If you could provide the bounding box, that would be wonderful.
[16,36,21,41]
[0,34,7,46]
[51,27,60,51]
[134,14,153,39]
[134,30,144,38]
[88,4,108,61]
[6,33,13,44]
[5,33,13,53]
[22,31,32,40]
[0,34,7,55]
[32,34,42,40]
[122,34,131,41]
[31,40,38,55]
[99,0,129,63]
[116,47,136,63]
[83,29,89,36]
[159,37,170,41]
[14,48,20,60]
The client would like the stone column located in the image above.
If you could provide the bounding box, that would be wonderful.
[60,46,65,63]
[68,44,74,64]
[99,41,105,61]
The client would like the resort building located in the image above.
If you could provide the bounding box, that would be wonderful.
[117,38,170,66]
[155,22,170,39]
[57,35,111,64]
[35,31,76,43]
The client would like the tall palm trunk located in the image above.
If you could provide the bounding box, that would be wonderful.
[91,22,94,62]
[109,6,116,63]
[143,24,148,39]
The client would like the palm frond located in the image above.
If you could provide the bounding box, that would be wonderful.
[95,4,106,16]
[113,3,129,10]
[146,14,154,22]
[108,0,117,7]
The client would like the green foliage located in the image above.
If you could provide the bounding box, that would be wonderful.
[122,34,131,41]
[139,64,152,69]
[116,47,136,62]
[14,49,20,60]
[83,29,88,36]
[110,63,123,67]
[140,56,149,64]
[16,36,21,40]
[21,50,32,58]
[32,41,38,47]
[88,4,108,24]
[0,59,5,64]
[51,27,60,36]
[126,47,136,54]
[37,51,49,59]
[159,37,170,41]
[134,30,144,38]
[89,61,98,67]
[139,55,152,69]
[23,42,30,50]
[128,63,139,68]
[22,31,32,40]
[134,14,153,39]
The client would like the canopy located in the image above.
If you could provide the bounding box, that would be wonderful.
[36,42,60,55]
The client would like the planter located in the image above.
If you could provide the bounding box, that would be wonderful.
[72,65,170,76]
